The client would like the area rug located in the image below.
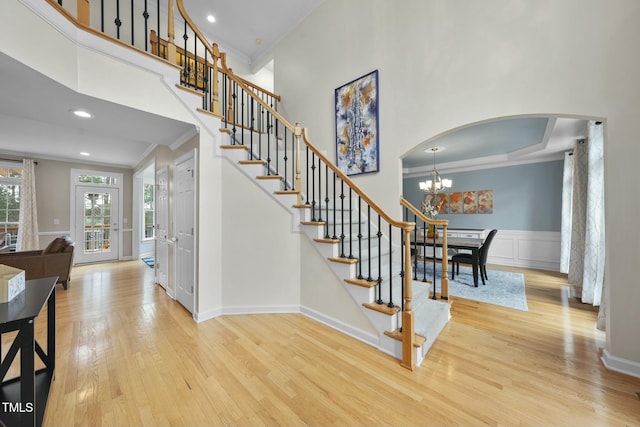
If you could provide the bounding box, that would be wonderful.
[414,262,528,311]
[141,257,155,268]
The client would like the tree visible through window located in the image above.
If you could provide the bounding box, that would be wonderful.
[0,166,22,248]
[143,183,154,239]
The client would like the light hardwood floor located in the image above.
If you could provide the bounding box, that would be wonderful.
[11,261,639,426]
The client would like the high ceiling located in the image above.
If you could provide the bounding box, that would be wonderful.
[0,1,588,170]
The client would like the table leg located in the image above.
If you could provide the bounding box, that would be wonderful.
[20,320,36,427]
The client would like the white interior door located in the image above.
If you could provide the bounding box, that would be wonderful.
[155,166,169,290]
[174,153,196,313]
[75,186,119,264]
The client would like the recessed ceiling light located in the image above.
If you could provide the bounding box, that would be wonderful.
[255,38,262,45]
[71,109,92,118]
[80,152,91,156]
[207,14,215,23]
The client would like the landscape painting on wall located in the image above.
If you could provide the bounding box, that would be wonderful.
[335,70,379,176]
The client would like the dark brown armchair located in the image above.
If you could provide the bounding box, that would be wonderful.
[0,236,75,289]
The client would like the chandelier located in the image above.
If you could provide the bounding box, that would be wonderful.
[418,147,452,194]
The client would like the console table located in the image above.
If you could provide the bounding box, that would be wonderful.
[0,276,57,427]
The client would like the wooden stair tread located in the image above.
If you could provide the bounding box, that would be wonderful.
[275,190,300,195]
[314,238,340,244]
[175,83,203,97]
[293,203,311,209]
[345,277,379,288]
[384,329,426,348]
[220,144,248,150]
[196,107,222,119]
[239,160,265,165]
[301,221,326,226]
[363,302,401,315]
[328,256,359,265]
[256,175,283,180]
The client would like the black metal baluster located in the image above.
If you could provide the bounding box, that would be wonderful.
[332,173,337,239]
[305,147,310,205]
[194,35,198,90]
[101,0,105,32]
[413,214,418,280]
[388,223,394,308]
[130,0,134,46]
[310,153,317,221]
[275,118,280,177]
[258,104,263,160]
[324,165,329,238]
[267,112,272,175]
[367,205,372,282]
[203,50,209,110]
[432,225,437,300]
[232,82,238,142]
[422,221,427,282]
[249,98,255,158]
[115,0,121,39]
[348,188,353,259]
[143,0,149,52]
[182,21,188,86]
[156,0,160,57]
[376,215,383,304]
[339,180,345,258]
[241,90,245,146]
[283,129,288,190]
[357,197,363,279]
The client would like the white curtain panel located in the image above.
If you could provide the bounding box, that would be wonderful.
[567,121,605,306]
[559,151,574,274]
[17,159,39,251]
[582,121,605,306]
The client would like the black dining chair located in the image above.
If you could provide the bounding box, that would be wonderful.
[451,229,498,285]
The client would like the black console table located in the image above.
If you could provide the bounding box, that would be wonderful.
[0,276,57,427]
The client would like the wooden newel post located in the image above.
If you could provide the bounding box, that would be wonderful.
[401,225,416,371]
[294,124,303,205]
[166,0,177,64]
[440,224,449,300]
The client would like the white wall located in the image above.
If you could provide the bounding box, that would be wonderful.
[272,0,640,374]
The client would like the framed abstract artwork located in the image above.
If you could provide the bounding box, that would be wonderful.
[335,70,379,176]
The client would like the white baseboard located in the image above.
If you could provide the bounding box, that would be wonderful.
[300,306,381,350]
[193,308,221,323]
[221,305,300,316]
[601,349,640,379]
[488,230,561,271]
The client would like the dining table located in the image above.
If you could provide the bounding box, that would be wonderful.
[411,235,484,287]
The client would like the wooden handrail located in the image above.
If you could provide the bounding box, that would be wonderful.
[303,130,415,232]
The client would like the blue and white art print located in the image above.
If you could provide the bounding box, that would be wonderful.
[335,70,379,176]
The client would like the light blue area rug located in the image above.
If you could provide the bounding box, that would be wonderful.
[414,262,528,311]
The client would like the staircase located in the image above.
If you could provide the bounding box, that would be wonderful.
[37,0,452,370]
[212,127,451,368]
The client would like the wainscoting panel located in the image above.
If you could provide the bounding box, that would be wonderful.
[488,230,561,271]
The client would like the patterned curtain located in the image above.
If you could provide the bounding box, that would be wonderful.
[559,151,574,273]
[567,121,605,306]
[17,159,39,251]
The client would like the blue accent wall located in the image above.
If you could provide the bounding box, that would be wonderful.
[403,160,564,232]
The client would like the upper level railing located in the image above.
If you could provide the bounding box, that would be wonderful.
[45,0,444,371]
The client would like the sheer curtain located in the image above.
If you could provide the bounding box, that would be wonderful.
[17,159,39,251]
[559,151,574,273]
[564,121,605,308]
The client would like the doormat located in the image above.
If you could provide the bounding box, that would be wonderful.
[141,257,155,268]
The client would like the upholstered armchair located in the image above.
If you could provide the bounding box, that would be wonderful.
[0,236,75,289]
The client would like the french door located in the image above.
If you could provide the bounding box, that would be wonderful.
[74,186,119,264]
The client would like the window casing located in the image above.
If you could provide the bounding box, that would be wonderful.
[0,164,23,248]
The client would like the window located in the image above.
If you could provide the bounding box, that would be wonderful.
[143,183,154,239]
[0,165,23,248]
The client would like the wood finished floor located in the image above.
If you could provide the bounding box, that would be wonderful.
[9,261,639,426]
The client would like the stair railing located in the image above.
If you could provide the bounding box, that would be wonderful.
[173,0,425,370]
[400,196,450,300]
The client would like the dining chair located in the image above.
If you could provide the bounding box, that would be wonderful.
[451,229,498,285]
